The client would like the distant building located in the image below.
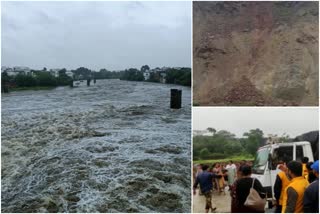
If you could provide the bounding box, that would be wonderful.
[153,67,162,73]
[13,66,31,75]
[193,130,210,136]
[7,70,17,76]
[49,69,61,77]
[1,66,9,72]
[159,72,167,83]
[65,71,74,78]
[2,67,16,76]
[143,69,151,80]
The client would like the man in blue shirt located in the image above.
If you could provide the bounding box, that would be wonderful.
[193,164,217,213]
[303,160,319,213]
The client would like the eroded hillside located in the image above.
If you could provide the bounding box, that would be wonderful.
[193,2,319,106]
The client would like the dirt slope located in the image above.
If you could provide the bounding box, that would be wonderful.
[193,2,319,106]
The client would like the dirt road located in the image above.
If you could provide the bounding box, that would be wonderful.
[193,188,231,213]
[193,188,275,213]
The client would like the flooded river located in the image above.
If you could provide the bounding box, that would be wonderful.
[1,79,191,213]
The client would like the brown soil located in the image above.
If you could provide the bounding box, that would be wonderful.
[193,2,319,106]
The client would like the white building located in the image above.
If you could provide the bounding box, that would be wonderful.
[1,66,9,72]
[13,66,31,75]
[65,71,74,78]
[159,72,167,84]
[193,130,211,136]
[2,67,19,76]
[143,70,151,80]
[49,69,61,77]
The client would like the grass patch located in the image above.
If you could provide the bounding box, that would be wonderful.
[193,155,254,165]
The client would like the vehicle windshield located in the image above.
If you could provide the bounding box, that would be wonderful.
[252,148,269,174]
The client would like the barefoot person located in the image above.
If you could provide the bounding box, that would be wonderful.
[193,164,217,213]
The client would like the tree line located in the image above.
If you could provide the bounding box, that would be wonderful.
[2,68,72,90]
[120,66,191,87]
[1,65,191,92]
[193,128,268,161]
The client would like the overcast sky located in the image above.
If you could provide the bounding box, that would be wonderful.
[193,108,319,138]
[1,1,191,71]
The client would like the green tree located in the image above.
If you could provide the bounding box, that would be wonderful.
[57,69,72,86]
[199,148,210,158]
[166,68,191,86]
[140,65,150,72]
[243,129,264,155]
[36,72,57,86]
[74,67,91,79]
[207,127,217,136]
[120,68,144,81]
[15,74,37,87]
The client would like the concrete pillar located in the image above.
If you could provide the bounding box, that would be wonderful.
[170,89,182,109]
[87,79,91,86]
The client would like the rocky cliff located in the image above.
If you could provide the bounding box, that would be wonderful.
[193,2,319,106]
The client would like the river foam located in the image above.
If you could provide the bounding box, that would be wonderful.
[1,79,191,213]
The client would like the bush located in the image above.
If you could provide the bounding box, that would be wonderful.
[15,74,37,87]
[36,72,57,86]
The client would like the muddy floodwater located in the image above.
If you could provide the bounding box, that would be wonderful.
[1,79,191,213]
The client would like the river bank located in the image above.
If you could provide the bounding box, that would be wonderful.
[2,79,191,93]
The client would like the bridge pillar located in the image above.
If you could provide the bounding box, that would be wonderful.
[170,89,182,109]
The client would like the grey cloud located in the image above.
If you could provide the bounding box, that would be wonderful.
[1,1,191,70]
[193,108,319,138]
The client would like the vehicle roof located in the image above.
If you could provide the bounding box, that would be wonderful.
[258,141,311,150]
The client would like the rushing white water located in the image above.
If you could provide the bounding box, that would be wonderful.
[1,79,191,213]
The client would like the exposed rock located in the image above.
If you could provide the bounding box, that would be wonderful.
[193,1,318,106]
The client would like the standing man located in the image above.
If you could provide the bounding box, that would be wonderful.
[281,161,309,213]
[303,160,319,213]
[193,164,217,213]
[274,161,291,213]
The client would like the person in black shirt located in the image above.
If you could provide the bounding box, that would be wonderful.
[231,164,266,213]
[306,162,316,183]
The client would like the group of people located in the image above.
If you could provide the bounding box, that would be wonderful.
[273,157,319,213]
[193,158,319,213]
[193,160,251,195]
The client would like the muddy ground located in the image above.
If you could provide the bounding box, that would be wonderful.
[193,187,275,213]
[193,188,231,213]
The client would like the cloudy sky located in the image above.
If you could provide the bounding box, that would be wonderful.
[1,1,191,71]
[193,108,319,138]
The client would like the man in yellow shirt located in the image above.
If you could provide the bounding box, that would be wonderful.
[274,161,291,213]
[282,161,309,213]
